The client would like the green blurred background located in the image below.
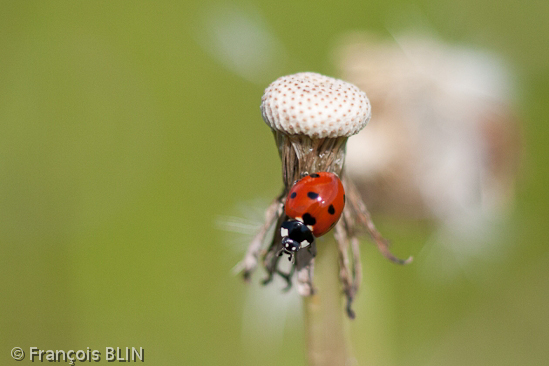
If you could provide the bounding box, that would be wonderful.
[1,1,547,365]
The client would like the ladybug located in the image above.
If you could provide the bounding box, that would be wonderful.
[279,172,345,261]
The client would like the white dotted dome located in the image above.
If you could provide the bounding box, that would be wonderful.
[260,72,371,138]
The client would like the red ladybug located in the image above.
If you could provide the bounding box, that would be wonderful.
[279,172,345,260]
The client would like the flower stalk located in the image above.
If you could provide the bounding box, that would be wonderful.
[304,239,351,366]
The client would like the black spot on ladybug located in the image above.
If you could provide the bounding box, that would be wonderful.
[309,173,320,178]
[302,213,316,226]
[328,204,335,215]
[290,192,297,199]
[307,192,319,199]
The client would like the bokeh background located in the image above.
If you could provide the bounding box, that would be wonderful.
[1,1,548,365]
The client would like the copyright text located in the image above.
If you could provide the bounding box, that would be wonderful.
[10,347,144,363]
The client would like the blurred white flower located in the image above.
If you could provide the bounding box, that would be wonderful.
[334,33,520,279]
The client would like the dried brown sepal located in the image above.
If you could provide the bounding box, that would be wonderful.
[342,176,413,266]
[235,196,283,281]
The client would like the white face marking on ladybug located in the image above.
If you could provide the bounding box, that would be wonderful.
[296,217,303,223]
[300,240,311,248]
[280,227,289,237]
[307,225,314,231]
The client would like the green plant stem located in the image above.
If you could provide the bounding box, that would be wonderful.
[303,241,351,366]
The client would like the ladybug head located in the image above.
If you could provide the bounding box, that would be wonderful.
[278,219,315,262]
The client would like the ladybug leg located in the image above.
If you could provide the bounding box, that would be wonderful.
[262,243,289,286]
[345,297,356,319]
[261,250,281,285]
[289,171,310,187]
[262,252,295,291]
[261,246,283,286]
[277,265,295,292]
[261,272,274,286]
[306,242,317,257]
[262,246,284,286]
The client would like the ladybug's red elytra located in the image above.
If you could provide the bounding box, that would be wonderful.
[279,172,345,261]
